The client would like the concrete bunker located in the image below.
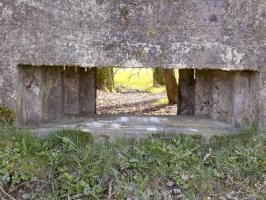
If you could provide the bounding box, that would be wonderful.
[16,65,260,129]
[1,0,265,131]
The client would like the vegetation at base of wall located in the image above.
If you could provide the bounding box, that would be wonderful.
[0,107,15,125]
[0,126,265,199]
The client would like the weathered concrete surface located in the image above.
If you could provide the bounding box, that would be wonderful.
[208,70,233,123]
[16,66,44,125]
[16,66,96,127]
[0,0,265,128]
[194,70,260,127]
[260,71,266,128]
[232,71,260,127]
[1,0,265,69]
[195,70,210,117]
[42,67,64,121]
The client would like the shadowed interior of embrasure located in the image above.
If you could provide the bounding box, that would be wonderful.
[16,65,260,136]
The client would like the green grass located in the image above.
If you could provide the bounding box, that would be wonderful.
[154,97,169,106]
[0,125,265,199]
[114,68,166,93]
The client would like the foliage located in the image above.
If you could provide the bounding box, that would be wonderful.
[155,97,169,106]
[0,126,265,199]
[114,68,166,93]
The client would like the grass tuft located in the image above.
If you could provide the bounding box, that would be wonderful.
[154,97,169,105]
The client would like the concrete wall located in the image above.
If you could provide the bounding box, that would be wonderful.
[0,0,264,70]
[232,71,260,128]
[180,69,260,128]
[0,0,265,127]
[260,71,266,128]
[16,66,96,127]
[208,70,233,123]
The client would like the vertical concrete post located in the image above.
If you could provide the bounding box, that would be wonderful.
[16,66,44,126]
[208,70,233,123]
[195,70,210,116]
[63,67,80,115]
[232,71,259,128]
[0,67,3,106]
[259,71,266,128]
[42,66,64,121]
[178,69,195,115]
[79,68,96,114]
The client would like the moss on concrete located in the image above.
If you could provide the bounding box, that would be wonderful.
[0,107,15,125]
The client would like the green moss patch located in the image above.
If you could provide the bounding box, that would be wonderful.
[0,107,15,125]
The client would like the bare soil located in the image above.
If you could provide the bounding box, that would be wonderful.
[96,90,177,115]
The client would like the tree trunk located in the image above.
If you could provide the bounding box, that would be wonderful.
[96,68,115,92]
[153,68,165,87]
[163,68,178,104]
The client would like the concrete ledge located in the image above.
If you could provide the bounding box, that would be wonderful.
[27,115,236,141]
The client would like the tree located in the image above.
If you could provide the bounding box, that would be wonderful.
[96,68,115,92]
[163,68,178,104]
[153,68,165,87]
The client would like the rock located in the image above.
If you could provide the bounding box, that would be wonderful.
[166,181,175,187]
[173,188,181,195]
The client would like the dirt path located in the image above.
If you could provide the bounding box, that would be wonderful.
[96,90,177,115]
